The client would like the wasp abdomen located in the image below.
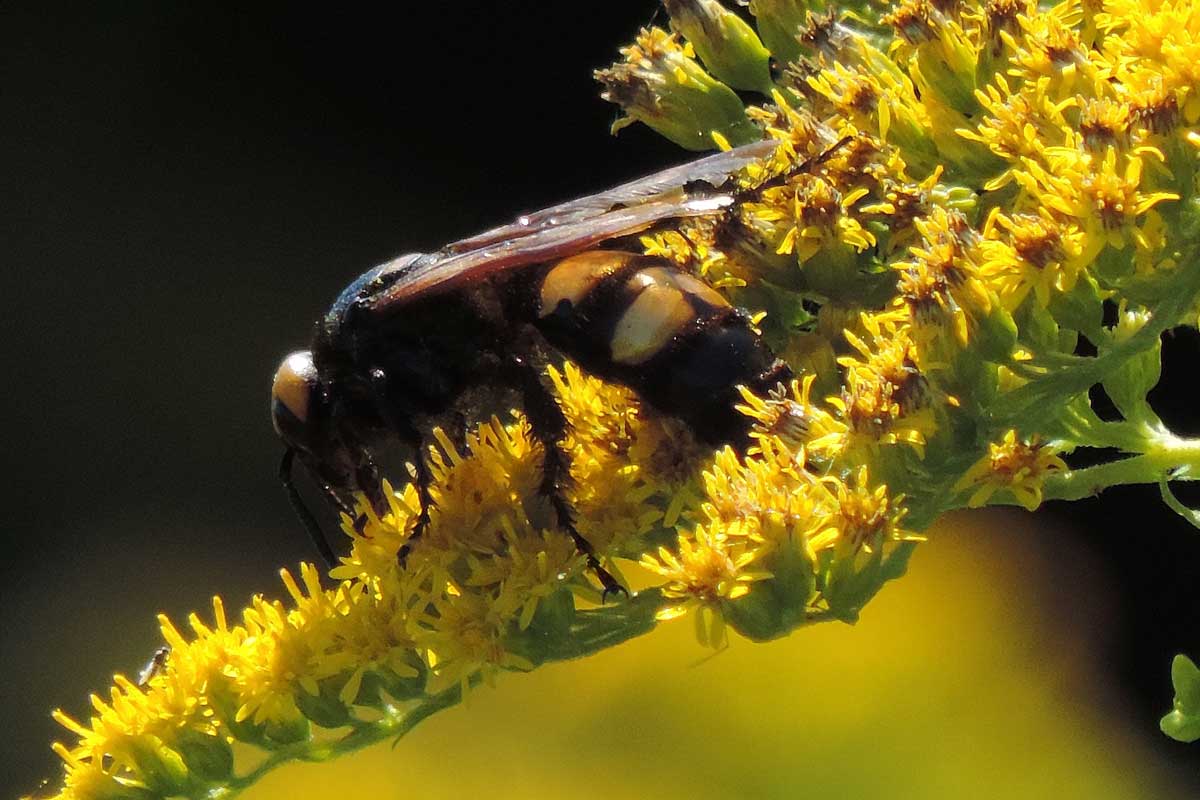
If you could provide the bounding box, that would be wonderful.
[535,250,791,446]
[538,251,730,361]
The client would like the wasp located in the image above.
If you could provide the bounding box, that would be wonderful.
[271,137,842,595]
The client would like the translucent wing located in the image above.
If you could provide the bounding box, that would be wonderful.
[362,139,777,312]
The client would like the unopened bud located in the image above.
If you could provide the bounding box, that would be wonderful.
[664,0,774,93]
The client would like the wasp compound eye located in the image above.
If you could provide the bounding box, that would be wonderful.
[271,350,321,447]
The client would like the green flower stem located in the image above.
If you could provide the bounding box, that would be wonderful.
[1006,433,1200,505]
[214,685,465,799]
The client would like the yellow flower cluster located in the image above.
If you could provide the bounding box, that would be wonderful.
[44,358,903,799]
[37,0,1200,796]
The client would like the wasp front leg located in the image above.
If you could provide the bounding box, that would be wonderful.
[509,357,628,601]
[279,447,382,567]
[278,449,340,567]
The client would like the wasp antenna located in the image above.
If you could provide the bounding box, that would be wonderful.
[278,449,339,567]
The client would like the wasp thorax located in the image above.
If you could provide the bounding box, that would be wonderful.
[271,350,321,442]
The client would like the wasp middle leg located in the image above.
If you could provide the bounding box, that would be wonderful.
[366,367,435,565]
[508,356,628,601]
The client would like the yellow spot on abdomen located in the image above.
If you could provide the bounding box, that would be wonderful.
[611,282,693,364]
[539,250,637,317]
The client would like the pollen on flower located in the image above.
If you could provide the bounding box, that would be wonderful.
[416,591,535,695]
[883,0,939,45]
[1094,153,1176,234]
[797,8,846,57]
[983,0,1031,51]
[1004,212,1068,269]
[954,429,1069,510]
[962,77,1072,165]
[1128,79,1181,135]
[641,524,769,647]
[829,366,933,457]
[1077,96,1133,152]
[841,316,933,417]
[737,376,850,462]
[824,467,921,553]
[1005,10,1088,85]
[594,26,756,150]
[700,437,836,556]
[979,206,1087,307]
[771,173,876,259]
[895,258,970,346]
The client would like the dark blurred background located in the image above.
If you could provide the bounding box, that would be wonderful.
[3,3,1199,796]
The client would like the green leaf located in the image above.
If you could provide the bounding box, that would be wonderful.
[1104,344,1161,422]
[1047,273,1105,343]
[1161,654,1200,743]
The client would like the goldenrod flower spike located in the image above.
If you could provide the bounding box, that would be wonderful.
[33,0,1200,795]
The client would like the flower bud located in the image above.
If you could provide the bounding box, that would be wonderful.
[263,714,312,746]
[973,303,1018,363]
[1102,304,1161,420]
[822,546,891,622]
[747,0,812,66]
[664,0,774,93]
[1160,654,1200,743]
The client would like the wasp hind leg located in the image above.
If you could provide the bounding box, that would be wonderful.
[511,358,628,602]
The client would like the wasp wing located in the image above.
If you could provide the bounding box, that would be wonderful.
[365,195,736,310]
[363,139,778,312]
[445,139,777,254]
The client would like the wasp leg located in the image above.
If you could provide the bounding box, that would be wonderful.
[366,368,434,565]
[278,449,340,567]
[354,461,389,521]
[511,359,628,601]
[394,428,434,566]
